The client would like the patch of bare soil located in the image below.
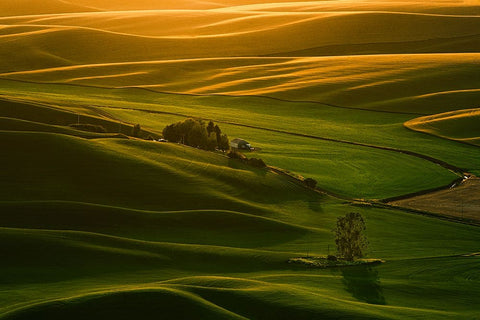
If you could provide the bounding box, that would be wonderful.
[390,177,480,222]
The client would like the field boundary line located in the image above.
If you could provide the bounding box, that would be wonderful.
[88,104,470,177]
[352,201,480,227]
[2,92,474,204]
[0,77,424,115]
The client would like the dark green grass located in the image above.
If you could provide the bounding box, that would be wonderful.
[1,90,466,199]
[0,98,157,139]
[97,108,460,199]
[1,79,478,170]
[1,225,478,320]
[405,109,480,146]
[1,224,479,319]
[0,227,294,284]
[1,80,480,319]
[0,117,126,139]
[2,79,478,197]
[1,131,319,211]
[3,288,246,320]
[0,201,310,249]
[4,130,478,259]
[1,129,478,259]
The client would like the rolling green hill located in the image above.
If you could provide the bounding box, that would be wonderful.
[1,0,479,319]
[2,124,480,319]
[3,92,474,199]
[405,108,480,146]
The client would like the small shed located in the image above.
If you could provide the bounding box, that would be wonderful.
[230,138,251,150]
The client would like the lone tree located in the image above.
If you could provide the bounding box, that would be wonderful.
[304,178,317,189]
[131,123,141,137]
[335,212,368,261]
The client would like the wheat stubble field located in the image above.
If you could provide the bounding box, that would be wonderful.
[1,1,479,319]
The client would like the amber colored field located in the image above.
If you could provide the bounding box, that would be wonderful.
[391,178,480,222]
[1,1,479,115]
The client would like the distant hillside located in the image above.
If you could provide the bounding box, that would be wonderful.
[0,1,479,112]
[1,10,479,69]
[2,0,480,16]
[405,108,480,146]
[0,0,97,17]
[2,54,479,114]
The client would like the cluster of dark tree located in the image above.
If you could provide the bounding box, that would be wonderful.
[335,212,368,261]
[69,123,107,133]
[304,177,317,189]
[227,150,266,168]
[163,118,229,151]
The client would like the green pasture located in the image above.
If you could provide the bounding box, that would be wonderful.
[2,80,478,200]
[1,77,479,319]
[406,109,480,147]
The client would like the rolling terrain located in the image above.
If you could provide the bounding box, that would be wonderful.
[405,108,480,146]
[1,0,479,319]
[2,113,480,319]
[1,1,480,113]
[391,177,480,223]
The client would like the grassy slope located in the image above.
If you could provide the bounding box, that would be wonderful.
[1,127,480,319]
[222,127,457,199]
[2,227,479,319]
[3,83,477,198]
[1,130,478,258]
[0,201,311,249]
[1,130,310,212]
[0,117,129,139]
[1,1,479,318]
[405,108,480,146]
[0,98,160,139]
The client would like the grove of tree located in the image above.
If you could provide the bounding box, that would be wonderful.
[163,118,229,151]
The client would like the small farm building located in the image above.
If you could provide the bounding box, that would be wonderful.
[230,138,252,150]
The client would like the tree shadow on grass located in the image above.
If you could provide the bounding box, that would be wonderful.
[227,158,268,177]
[341,265,386,305]
[307,199,324,213]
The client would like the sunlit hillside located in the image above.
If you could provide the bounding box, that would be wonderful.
[0,0,479,113]
[1,1,479,319]
[406,108,480,146]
